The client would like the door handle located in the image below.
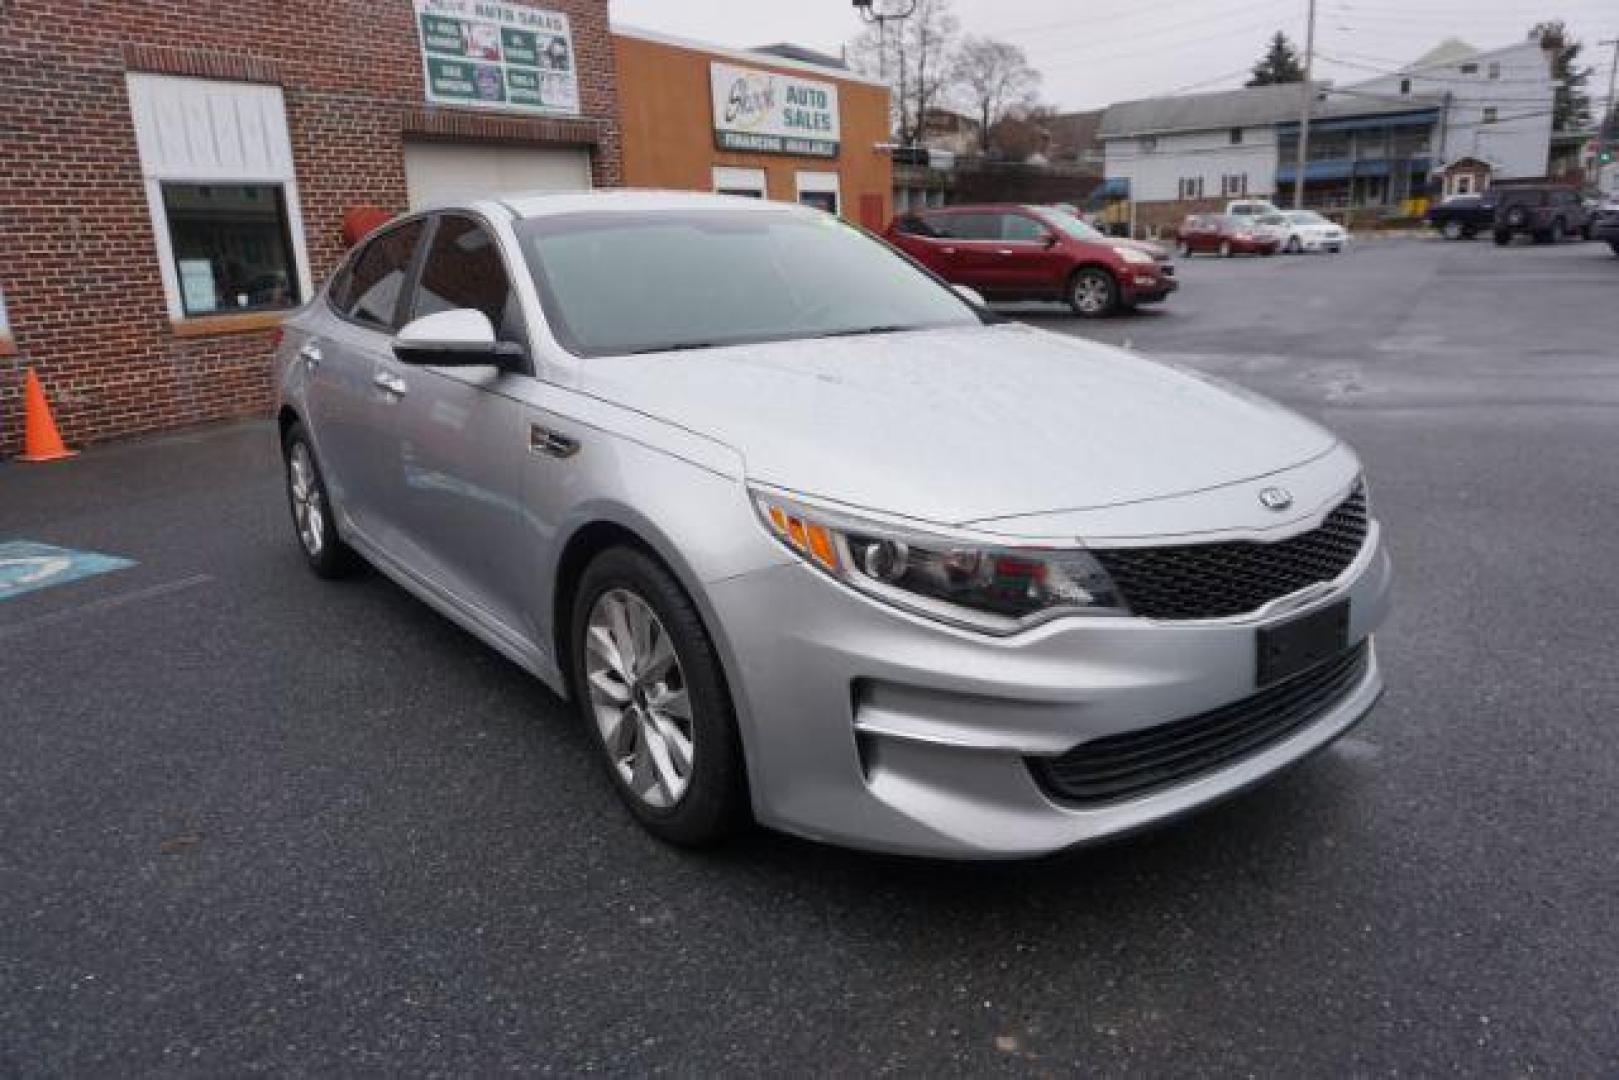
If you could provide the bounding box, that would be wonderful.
[372,370,408,398]
[940,246,957,255]
[298,342,323,370]
[995,249,1015,256]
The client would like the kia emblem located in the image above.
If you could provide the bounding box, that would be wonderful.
[1259,486,1293,511]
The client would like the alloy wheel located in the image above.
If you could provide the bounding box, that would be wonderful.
[288,441,325,557]
[1442,220,1462,240]
[584,588,694,809]
[1072,274,1111,315]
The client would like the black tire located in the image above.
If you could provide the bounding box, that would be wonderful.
[1460,224,1477,240]
[1441,220,1463,240]
[281,421,360,579]
[1286,235,1302,253]
[1067,267,1119,317]
[1493,229,1511,246]
[1610,241,1619,257]
[569,546,748,847]
[1548,218,1565,243]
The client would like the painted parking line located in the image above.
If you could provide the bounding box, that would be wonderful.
[0,540,136,601]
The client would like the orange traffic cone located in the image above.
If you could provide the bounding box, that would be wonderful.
[17,367,77,463]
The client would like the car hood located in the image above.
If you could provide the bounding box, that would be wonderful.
[577,324,1336,525]
[1112,238,1170,260]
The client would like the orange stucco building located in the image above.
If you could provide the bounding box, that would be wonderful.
[613,28,894,231]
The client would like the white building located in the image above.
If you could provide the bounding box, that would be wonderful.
[1099,37,1556,222]
[1101,83,1297,206]
[1344,38,1556,193]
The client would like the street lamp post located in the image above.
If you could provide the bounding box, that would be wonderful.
[852,0,919,81]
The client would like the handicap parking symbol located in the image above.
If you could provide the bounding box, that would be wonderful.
[0,540,135,600]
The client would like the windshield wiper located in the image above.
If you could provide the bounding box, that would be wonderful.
[627,342,723,355]
[807,325,914,340]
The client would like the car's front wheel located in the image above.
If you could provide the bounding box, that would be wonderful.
[282,422,359,579]
[571,546,748,847]
[1067,268,1118,317]
[1441,219,1463,240]
[1493,229,1512,246]
[1219,240,1233,258]
[1286,235,1302,253]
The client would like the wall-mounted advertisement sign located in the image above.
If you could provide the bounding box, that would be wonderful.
[414,0,579,116]
[709,63,840,158]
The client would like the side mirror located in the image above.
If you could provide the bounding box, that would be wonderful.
[391,309,526,369]
[1041,233,1060,248]
[952,284,988,307]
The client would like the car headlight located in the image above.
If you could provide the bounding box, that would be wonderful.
[751,490,1128,633]
[1113,246,1156,266]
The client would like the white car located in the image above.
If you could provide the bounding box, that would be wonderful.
[1226,199,1283,218]
[1274,210,1350,254]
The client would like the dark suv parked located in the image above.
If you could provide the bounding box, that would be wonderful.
[1492,185,1591,245]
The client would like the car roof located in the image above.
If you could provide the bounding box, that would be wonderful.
[489,188,819,221]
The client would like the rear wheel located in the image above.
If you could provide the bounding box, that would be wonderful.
[1286,235,1302,253]
[282,422,359,579]
[570,546,748,847]
[1493,229,1511,246]
[1441,220,1463,240]
[1178,240,1191,257]
[1219,240,1233,258]
[1067,268,1118,317]
[1610,241,1619,257]
[1548,218,1565,243]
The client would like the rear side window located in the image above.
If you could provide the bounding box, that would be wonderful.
[894,214,940,237]
[935,213,1000,240]
[342,221,426,330]
[412,215,522,344]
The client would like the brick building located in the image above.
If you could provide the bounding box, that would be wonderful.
[0,0,623,456]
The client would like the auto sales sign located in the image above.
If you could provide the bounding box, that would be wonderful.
[414,0,579,115]
[709,63,840,158]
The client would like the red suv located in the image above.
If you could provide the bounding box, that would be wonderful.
[885,204,1176,317]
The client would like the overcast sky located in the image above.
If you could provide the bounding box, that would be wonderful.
[610,0,1618,113]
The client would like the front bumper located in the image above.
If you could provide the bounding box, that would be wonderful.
[707,512,1393,860]
[1122,269,1177,304]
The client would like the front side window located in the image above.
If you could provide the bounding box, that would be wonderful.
[412,216,520,343]
[342,221,426,331]
[162,183,301,317]
[517,207,984,357]
[1000,214,1048,242]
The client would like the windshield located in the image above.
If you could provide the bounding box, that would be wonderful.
[1044,209,1107,241]
[1257,214,1287,225]
[516,207,984,357]
[1287,211,1326,224]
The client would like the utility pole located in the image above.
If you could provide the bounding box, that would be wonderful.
[1601,38,1618,139]
[1293,0,1317,210]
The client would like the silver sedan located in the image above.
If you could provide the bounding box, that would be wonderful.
[275,191,1391,858]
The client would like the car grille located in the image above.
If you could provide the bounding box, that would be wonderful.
[1030,641,1370,806]
[1092,486,1368,620]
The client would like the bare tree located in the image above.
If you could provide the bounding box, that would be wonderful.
[954,36,1041,153]
[847,0,961,146]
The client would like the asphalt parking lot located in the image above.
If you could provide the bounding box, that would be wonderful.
[3,237,1617,1074]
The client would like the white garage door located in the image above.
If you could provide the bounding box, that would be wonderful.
[403,142,591,208]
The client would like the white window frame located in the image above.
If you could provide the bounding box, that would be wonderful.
[125,73,312,322]
[795,170,840,215]
[712,166,767,199]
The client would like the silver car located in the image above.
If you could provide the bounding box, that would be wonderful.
[276,191,1391,859]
